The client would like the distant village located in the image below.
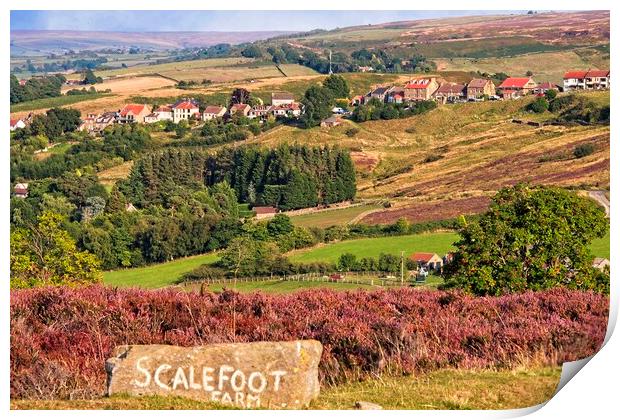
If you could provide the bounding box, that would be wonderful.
[10,69,610,134]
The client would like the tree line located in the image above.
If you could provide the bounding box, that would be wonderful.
[10,74,66,104]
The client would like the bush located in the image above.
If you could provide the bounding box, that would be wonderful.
[527,97,549,113]
[423,154,444,163]
[10,286,608,399]
[345,128,359,137]
[574,143,596,159]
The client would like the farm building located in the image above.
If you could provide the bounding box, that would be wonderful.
[366,86,391,102]
[497,77,537,99]
[230,103,251,117]
[434,83,466,103]
[404,77,439,101]
[203,105,227,121]
[410,252,443,271]
[271,92,295,106]
[253,206,278,220]
[118,103,150,124]
[563,69,610,91]
[320,116,342,127]
[466,78,496,99]
[10,118,26,131]
[172,99,200,123]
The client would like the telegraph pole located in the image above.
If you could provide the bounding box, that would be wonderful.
[400,251,404,285]
[329,50,333,75]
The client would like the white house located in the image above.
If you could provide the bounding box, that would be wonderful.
[10,118,26,131]
[171,99,200,123]
[563,70,610,91]
[248,105,273,120]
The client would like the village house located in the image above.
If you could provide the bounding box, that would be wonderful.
[466,78,496,99]
[272,103,301,119]
[366,86,391,103]
[404,77,439,101]
[94,112,117,132]
[497,77,537,99]
[320,116,343,128]
[386,86,405,104]
[410,252,444,271]
[172,99,200,123]
[13,183,29,198]
[434,83,466,104]
[118,103,150,124]
[253,206,278,220]
[357,66,374,73]
[10,118,26,131]
[248,105,273,120]
[229,103,251,117]
[152,105,173,121]
[563,70,610,91]
[533,82,560,94]
[350,95,364,106]
[78,113,98,132]
[584,70,610,90]
[202,105,227,121]
[271,92,295,106]
[144,113,159,124]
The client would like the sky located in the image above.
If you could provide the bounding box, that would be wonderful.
[10,10,520,32]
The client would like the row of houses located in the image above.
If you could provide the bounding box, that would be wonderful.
[354,69,610,106]
[76,92,301,134]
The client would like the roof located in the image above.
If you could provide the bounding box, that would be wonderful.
[436,83,465,95]
[120,104,148,117]
[563,71,588,79]
[172,99,199,110]
[230,103,250,112]
[273,103,300,111]
[586,70,609,78]
[155,105,172,112]
[10,118,21,126]
[253,206,277,214]
[498,77,533,89]
[14,182,29,190]
[537,82,559,90]
[405,78,432,89]
[203,105,226,114]
[370,86,390,95]
[271,92,295,100]
[410,252,439,262]
[468,78,491,88]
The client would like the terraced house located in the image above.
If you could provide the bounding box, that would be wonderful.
[563,70,610,91]
[466,78,496,99]
[404,77,439,101]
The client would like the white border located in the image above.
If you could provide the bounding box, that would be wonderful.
[2,1,617,419]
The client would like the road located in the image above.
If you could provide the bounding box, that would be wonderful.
[589,190,610,218]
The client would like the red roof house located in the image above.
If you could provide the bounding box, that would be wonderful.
[497,77,537,99]
[119,104,150,123]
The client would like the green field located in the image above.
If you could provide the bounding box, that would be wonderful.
[103,253,218,288]
[289,204,382,228]
[289,232,459,264]
[10,93,112,112]
[590,231,610,260]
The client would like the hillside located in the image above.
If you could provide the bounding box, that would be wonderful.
[252,91,610,224]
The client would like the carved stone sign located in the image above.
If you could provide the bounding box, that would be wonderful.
[105,340,323,409]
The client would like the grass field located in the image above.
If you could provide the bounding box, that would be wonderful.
[11,366,560,410]
[10,93,111,112]
[590,231,610,260]
[103,253,218,288]
[288,232,459,264]
[289,203,382,228]
[97,160,134,187]
[435,49,610,84]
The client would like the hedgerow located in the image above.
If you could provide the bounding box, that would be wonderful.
[11,286,608,400]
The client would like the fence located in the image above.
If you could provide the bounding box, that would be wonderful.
[181,271,419,289]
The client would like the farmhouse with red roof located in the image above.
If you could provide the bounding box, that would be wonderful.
[10,118,26,131]
[404,77,439,101]
[203,105,227,121]
[229,103,251,117]
[497,77,537,99]
[409,252,444,271]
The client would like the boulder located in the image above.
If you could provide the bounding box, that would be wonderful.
[355,401,383,410]
[105,340,323,409]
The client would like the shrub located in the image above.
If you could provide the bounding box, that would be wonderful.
[345,128,359,137]
[10,286,608,399]
[423,154,444,163]
[527,97,549,113]
[574,143,596,159]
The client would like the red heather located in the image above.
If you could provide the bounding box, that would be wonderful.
[10,286,608,400]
